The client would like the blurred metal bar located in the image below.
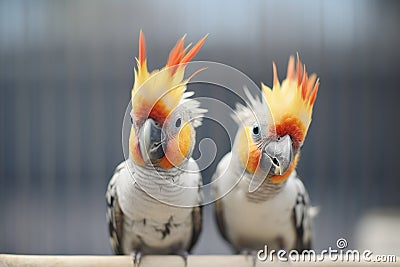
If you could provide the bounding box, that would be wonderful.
[1,255,399,267]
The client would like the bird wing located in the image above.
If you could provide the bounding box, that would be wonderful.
[214,198,229,243]
[212,153,232,244]
[188,205,203,252]
[106,162,128,254]
[291,176,313,251]
[186,159,204,252]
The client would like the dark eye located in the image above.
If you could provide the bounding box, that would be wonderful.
[252,123,260,137]
[130,116,134,124]
[175,117,182,128]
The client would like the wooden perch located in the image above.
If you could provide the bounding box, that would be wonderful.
[0,254,398,267]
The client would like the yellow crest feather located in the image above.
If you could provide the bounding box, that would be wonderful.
[262,54,320,138]
[132,32,207,120]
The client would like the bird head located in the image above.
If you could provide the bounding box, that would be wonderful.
[234,54,319,184]
[129,32,207,169]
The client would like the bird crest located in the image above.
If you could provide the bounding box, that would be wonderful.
[262,54,319,148]
[132,31,207,123]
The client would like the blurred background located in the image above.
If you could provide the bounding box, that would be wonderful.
[1,0,400,255]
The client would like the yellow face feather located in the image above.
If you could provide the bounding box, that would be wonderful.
[132,32,207,122]
[237,126,260,174]
[262,54,319,148]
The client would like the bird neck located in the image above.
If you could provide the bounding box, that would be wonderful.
[131,158,187,178]
[126,157,191,205]
[242,173,288,202]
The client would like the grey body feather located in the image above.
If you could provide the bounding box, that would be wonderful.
[213,153,313,252]
[106,159,203,255]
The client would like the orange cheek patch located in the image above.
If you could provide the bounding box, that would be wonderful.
[178,123,191,157]
[274,115,305,150]
[129,128,144,166]
[159,156,174,169]
[237,127,261,174]
[246,145,261,174]
[159,123,192,169]
[160,139,181,169]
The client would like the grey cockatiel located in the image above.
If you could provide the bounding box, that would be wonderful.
[213,55,319,255]
[106,32,207,265]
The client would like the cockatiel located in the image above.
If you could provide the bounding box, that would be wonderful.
[106,32,207,265]
[213,55,319,255]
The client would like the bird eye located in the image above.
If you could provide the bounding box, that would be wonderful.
[252,123,260,137]
[175,117,182,128]
[130,116,134,124]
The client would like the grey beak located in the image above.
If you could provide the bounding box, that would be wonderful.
[248,135,293,192]
[262,135,293,176]
[139,118,165,163]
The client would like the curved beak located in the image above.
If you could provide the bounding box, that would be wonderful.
[139,118,165,164]
[261,135,293,176]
